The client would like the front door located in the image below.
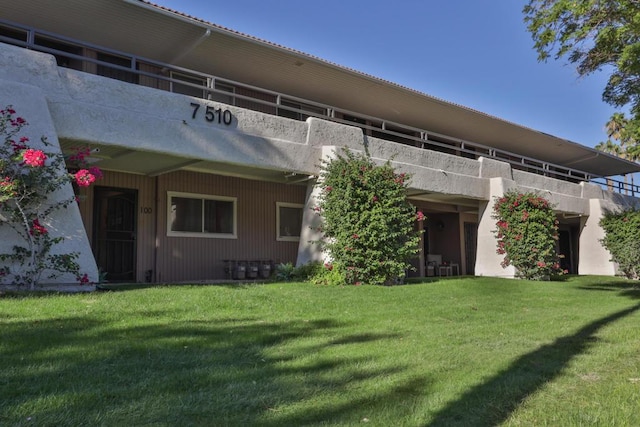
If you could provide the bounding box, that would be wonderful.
[93,187,137,282]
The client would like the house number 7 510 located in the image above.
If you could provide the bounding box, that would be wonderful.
[190,102,233,125]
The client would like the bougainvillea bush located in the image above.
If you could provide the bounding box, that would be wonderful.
[0,105,101,289]
[599,208,640,279]
[314,149,423,286]
[492,191,563,280]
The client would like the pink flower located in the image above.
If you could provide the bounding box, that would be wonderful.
[74,169,96,187]
[416,211,425,222]
[325,186,332,192]
[352,233,359,239]
[68,147,91,163]
[324,263,333,271]
[88,166,103,180]
[77,273,89,285]
[30,219,48,236]
[10,140,27,152]
[537,261,546,268]
[22,149,47,167]
[372,195,378,202]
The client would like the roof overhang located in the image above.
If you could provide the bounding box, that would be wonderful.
[2,0,639,177]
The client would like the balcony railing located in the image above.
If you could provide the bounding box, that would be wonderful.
[1,19,638,197]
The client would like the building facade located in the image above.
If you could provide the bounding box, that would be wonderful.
[1,0,639,286]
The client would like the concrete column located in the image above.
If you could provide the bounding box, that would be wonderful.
[0,80,99,286]
[296,146,338,266]
[296,179,325,266]
[474,177,517,278]
[578,199,618,275]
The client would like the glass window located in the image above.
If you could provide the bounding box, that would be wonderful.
[168,192,236,238]
[171,72,208,98]
[96,51,138,84]
[278,99,327,121]
[277,202,304,241]
[210,82,235,105]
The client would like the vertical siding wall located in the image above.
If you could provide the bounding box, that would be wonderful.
[156,171,307,282]
[76,171,156,283]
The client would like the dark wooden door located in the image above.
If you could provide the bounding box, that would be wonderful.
[93,187,137,282]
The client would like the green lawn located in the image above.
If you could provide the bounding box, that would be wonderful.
[1,276,639,426]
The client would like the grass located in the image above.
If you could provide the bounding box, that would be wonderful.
[1,276,639,426]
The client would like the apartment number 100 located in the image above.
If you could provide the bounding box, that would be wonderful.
[190,102,233,125]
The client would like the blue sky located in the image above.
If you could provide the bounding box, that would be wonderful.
[153,0,617,149]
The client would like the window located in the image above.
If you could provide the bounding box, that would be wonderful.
[0,23,28,44]
[34,35,83,69]
[171,71,208,98]
[276,202,304,241]
[97,51,138,84]
[168,192,236,238]
[209,82,235,105]
[278,99,327,121]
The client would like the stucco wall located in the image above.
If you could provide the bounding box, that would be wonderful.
[2,41,639,281]
[0,80,98,286]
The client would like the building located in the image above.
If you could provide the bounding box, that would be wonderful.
[1,0,639,286]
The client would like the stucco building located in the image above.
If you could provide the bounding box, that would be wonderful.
[1,0,639,285]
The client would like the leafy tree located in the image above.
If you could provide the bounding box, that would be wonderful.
[315,149,423,286]
[600,208,640,279]
[523,0,640,143]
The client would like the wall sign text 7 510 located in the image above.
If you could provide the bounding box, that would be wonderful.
[190,102,233,125]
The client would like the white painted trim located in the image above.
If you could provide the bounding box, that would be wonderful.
[276,202,304,242]
[167,191,237,239]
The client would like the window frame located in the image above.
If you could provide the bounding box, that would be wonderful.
[167,191,237,239]
[276,202,304,242]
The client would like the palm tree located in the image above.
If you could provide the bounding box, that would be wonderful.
[595,139,623,191]
[596,113,639,195]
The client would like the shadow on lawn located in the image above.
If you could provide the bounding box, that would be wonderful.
[0,312,428,426]
[427,301,640,426]
[578,279,640,300]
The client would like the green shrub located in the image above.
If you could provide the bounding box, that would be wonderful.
[600,208,640,279]
[315,149,423,286]
[275,262,296,281]
[292,261,324,281]
[309,263,346,286]
[492,191,563,280]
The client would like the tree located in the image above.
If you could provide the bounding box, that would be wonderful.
[314,149,423,286]
[523,0,640,144]
[595,113,639,193]
[600,208,640,279]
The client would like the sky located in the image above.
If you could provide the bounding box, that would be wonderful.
[152,0,617,149]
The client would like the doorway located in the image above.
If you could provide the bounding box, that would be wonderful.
[93,187,137,282]
[464,222,478,275]
[558,228,578,274]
